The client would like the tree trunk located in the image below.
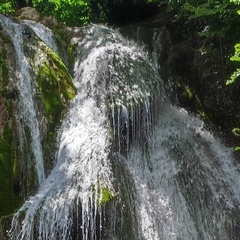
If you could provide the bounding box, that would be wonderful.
[16,0,28,9]
[28,0,33,7]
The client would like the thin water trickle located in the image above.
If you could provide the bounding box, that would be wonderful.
[0,15,45,185]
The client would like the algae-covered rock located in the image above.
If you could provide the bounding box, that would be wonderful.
[35,45,76,172]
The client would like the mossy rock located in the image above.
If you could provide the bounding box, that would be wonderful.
[0,51,8,88]
[35,45,76,172]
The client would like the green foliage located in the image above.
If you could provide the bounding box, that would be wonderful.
[169,0,240,40]
[234,146,240,151]
[34,0,92,26]
[230,43,240,63]
[227,44,240,84]
[230,0,240,4]
[0,0,14,14]
[227,0,240,86]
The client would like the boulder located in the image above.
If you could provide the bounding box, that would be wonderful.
[16,7,41,22]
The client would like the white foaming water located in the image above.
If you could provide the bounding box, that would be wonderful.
[0,15,45,184]
[10,96,113,239]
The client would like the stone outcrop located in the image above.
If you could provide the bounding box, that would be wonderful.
[16,7,41,21]
[16,7,58,29]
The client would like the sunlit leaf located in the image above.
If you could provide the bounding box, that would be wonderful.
[232,128,240,137]
[234,146,240,151]
[226,68,240,85]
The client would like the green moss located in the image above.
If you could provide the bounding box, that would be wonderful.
[232,128,240,137]
[67,44,76,71]
[37,64,64,130]
[91,184,116,206]
[182,86,193,100]
[0,212,14,233]
[0,51,9,87]
[36,47,76,170]
[99,187,116,205]
[37,51,76,130]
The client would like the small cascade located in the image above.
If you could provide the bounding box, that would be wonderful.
[10,97,113,239]
[0,15,45,185]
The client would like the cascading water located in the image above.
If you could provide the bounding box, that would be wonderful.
[2,18,240,240]
[128,104,240,239]
[0,15,45,185]
[9,24,159,240]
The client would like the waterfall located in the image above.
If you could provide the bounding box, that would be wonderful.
[1,18,240,240]
[0,15,45,185]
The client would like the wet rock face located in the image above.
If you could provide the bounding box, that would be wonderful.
[121,19,240,145]
[165,39,240,139]
[0,25,22,225]
[0,32,18,128]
